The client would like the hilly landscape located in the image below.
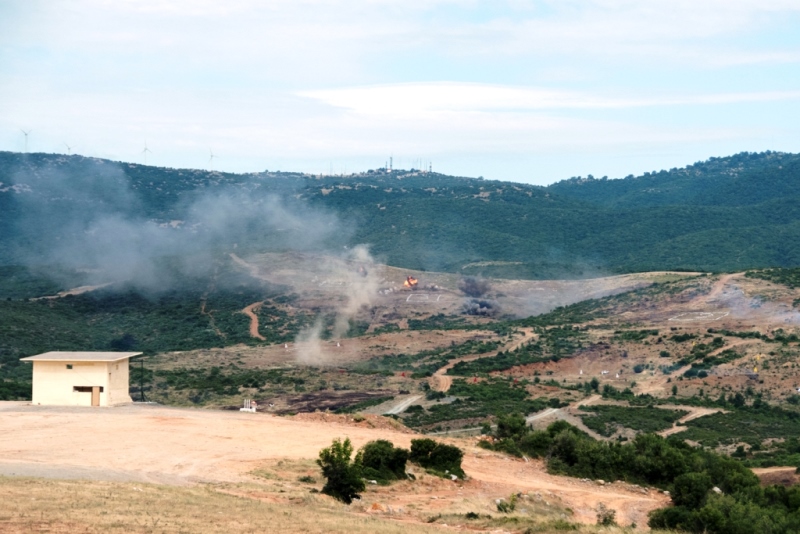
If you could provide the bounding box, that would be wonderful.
[3,150,800,281]
[5,151,800,532]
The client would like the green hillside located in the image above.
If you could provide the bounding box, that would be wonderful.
[3,150,800,278]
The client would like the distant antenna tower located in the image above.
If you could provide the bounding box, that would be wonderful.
[20,130,31,153]
[389,156,393,172]
[429,161,432,173]
[209,148,217,170]
[64,143,72,155]
[142,141,152,165]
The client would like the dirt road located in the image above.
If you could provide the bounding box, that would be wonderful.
[429,328,538,393]
[0,402,669,527]
[241,301,266,340]
[658,406,726,437]
[704,273,742,304]
[383,395,424,415]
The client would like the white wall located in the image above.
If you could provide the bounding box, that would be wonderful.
[31,359,132,406]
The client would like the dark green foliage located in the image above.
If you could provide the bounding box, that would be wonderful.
[448,326,586,375]
[355,440,409,484]
[407,314,470,331]
[546,427,758,492]
[480,414,571,459]
[316,438,365,504]
[402,378,546,430]
[671,473,713,509]
[614,329,659,342]
[409,438,465,478]
[495,413,529,440]
[156,367,300,396]
[0,379,31,400]
[579,405,688,437]
[7,151,800,275]
[746,267,800,288]
[0,265,89,300]
[680,404,800,447]
[335,395,394,414]
[352,339,499,376]
[648,486,800,533]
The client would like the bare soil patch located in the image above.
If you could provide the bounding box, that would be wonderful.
[0,403,668,529]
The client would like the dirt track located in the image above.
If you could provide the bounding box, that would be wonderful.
[0,402,668,526]
[429,328,538,393]
[241,301,266,340]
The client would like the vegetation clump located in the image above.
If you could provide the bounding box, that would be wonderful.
[316,438,365,504]
[355,439,409,484]
[409,438,465,478]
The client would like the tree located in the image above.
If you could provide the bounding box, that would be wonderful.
[317,438,365,504]
[409,438,465,478]
[495,412,528,440]
[672,472,713,510]
[355,440,409,483]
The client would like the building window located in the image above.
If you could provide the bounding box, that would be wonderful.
[73,386,103,392]
[66,364,73,369]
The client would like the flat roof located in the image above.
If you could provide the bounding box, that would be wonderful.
[20,351,143,362]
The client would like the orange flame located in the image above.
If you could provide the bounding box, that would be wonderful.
[403,276,418,288]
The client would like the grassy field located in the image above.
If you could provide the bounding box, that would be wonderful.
[0,475,638,534]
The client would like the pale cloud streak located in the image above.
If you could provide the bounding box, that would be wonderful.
[1,0,799,183]
[301,83,800,116]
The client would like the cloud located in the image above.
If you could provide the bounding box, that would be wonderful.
[1,0,799,183]
[301,83,800,116]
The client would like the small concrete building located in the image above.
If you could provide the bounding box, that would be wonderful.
[20,351,141,407]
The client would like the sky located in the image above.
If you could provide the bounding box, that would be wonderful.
[1,0,799,185]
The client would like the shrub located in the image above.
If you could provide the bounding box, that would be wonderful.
[409,438,465,478]
[316,438,365,504]
[355,439,409,484]
[496,493,517,513]
[596,503,616,526]
[671,472,713,509]
[518,430,553,458]
[495,412,528,440]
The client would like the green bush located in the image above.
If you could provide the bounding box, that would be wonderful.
[671,473,713,509]
[316,438,365,504]
[355,440,409,484]
[409,438,465,478]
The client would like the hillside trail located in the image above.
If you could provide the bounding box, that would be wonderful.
[701,272,742,305]
[518,395,607,441]
[658,406,726,437]
[200,299,225,338]
[383,394,424,415]
[428,328,537,393]
[241,301,266,341]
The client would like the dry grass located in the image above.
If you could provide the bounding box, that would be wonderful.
[0,476,440,534]
[0,474,667,534]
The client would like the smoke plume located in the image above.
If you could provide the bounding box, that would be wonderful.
[459,276,491,298]
[6,158,346,292]
[295,245,380,365]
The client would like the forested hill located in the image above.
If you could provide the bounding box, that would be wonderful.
[547,151,800,208]
[2,150,800,279]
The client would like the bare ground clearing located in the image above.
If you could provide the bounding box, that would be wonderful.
[0,403,668,528]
